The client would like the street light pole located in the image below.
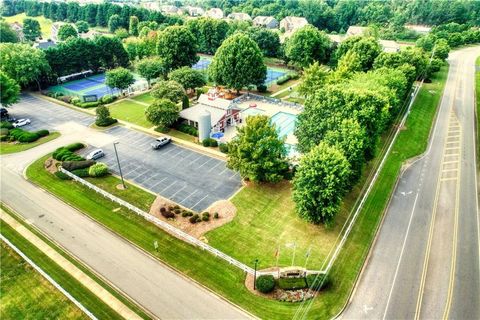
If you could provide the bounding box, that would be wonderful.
[253,258,259,290]
[113,142,126,189]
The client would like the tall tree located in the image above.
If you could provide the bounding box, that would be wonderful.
[136,57,167,86]
[145,98,179,129]
[293,141,351,226]
[23,18,41,41]
[0,43,50,90]
[0,71,21,107]
[94,36,130,69]
[186,18,229,55]
[150,80,186,104]
[156,26,198,72]
[105,67,134,92]
[129,15,139,36]
[208,33,266,92]
[75,20,89,33]
[0,22,19,43]
[168,67,206,93]
[246,27,281,57]
[58,24,78,41]
[284,25,332,68]
[108,14,121,33]
[335,36,381,71]
[227,115,289,183]
[297,62,330,97]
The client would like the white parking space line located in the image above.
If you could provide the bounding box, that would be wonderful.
[170,185,187,199]
[207,161,223,173]
[159,180,177,194]
[191,194,209,211]
[181,190,198,203]
[197,158,214,169]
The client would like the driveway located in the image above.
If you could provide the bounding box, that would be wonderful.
[8,95,242,211]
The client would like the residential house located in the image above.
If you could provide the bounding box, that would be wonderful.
[179,93,240,133]
[379,40,400,53]
[161,5,181,15]
[327,34,344,45]
[253,16,278,29]
[33,39,57,50]
[345,26,368,37]
[405,24,432,34]
[184,6,204,17]
[205,8,224,19]
[51,22,66,42]
[79,29,101,40]
[9,22,24,41]
[227,12,251,21]
[279,16,308,33]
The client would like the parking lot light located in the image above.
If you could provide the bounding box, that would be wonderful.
[113,142,126,189]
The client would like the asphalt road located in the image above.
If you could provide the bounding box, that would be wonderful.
[341,47,480,319]
[8,95,242,211]
[0,111,251,319]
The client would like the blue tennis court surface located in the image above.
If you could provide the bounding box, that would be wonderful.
[270,111,296,137]
[192,57,287,86]
[49,73,122,99]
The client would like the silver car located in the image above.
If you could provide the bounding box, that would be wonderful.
[12,118,31,128]
[86,149,105,160]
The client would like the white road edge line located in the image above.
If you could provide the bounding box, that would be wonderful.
[382,193,420,320]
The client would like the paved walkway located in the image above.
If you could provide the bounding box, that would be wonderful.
[0,208,143,320]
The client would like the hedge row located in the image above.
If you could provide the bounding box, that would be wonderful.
[175,123,198,137]
[275,71,299,85]
[3,128,50,143]
[52,143,85,162]
[45,92,117,109]
[202,138,218,147]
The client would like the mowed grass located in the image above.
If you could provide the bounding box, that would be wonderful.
[26,65,448,319]
[108,99,153,128]
[0,241,87,320]
[0,132,60,155]
[206,181,340,269]
[3,13,53,38]
[131,92,154,105]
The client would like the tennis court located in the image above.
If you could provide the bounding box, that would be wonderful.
[192,57,287,86]
[49,73,120,100]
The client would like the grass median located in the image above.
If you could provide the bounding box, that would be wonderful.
[26,65,449,319]
[0,132,60,155]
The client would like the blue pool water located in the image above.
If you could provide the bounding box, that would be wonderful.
[192,58,287,86]
[242,108,266,117]
[270,112,297,138]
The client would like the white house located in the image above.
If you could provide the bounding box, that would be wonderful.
[205,8,224,19]
[253,16,278,29]
[51,22,67,42]
[9,22,24,41]
[345,26,368,37]
[405,24,432,34]
[161,5,181,15]
[227,12,251,21]
[184,6,204,17]
[279,16,308,33]
[379,40,401,53]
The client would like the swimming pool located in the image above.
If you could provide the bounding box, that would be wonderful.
[270,112,297,138]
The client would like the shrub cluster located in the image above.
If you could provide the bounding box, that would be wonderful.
[161,210,175,219]
[54,171,72,180]
[189,214,201,224]
[202,138,218,147]
[257,84,267,92]
[277,277,307,290]
[62,160,95,172]
[306,274,330,291]
[175,123,198,137]
[181,210,194,217]
[0,121,13,129]
[218,143,229,154]
[71,168,90,177]
[100,94,117,104]
[255,275,275,293]
[201,212,210,221]
[52,146,84,162]
[88,162,109,177]
[7,128,50,143]
[95,105,118,127]
[213,212,219,219]
[78,101,101,108]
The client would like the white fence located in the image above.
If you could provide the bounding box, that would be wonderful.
[233,93,304,111]
[60,168,256,274]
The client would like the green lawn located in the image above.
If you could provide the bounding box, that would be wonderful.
[131,92,154,105]
[0,240,87,320]
[26,65,449,319]
[0,132,60,155]
[3,13,53,39]
[0,220,124,319]
[108,99,153,128]
[167,128,197,143]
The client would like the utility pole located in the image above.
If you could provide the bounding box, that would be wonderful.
[113,142,126,189]
[253,258,259,290]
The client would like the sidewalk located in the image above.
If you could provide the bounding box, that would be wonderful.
[0,209,142,320]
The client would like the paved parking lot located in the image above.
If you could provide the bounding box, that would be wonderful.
[80,126,241,211]
[10,95,242,211]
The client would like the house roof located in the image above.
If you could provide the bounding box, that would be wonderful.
[280,16,308,29]
[205,8,224,19]
[34,40,57,50]
[227,12,251,21]
[198,94,232,110]
[379,40,400,52]
[405,24,431,33]
[346,26,368,37]
[253,16,277,25]
[327,34,344,44]
[180,104,227,126]
[10,22,23,31]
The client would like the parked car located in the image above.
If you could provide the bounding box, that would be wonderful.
[86,149,105,160]
[151,136,171,149]
[12,118,31,128]
[0,107,8,118]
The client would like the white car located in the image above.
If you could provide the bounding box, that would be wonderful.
[12,118,31,128]
[151,136,171,149]
[86,149,105,160]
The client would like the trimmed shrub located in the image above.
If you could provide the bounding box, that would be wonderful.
[35,129,50,137]
[62,160,95,172]
[78,101,100,108]
[256,275,275,293]
[65,143,85,152]
[160,207,166,213]
[161,210,175,219]
[257,84,267,92]
[218,143,229,154]
[278,277,307,290]
[288,71,300,80]
[100,94,116,104]
[0,128,9,135]
[189,214,200,224]
[214,212,219,219]
[71,168,90,177]
[174,208,181,214]
[175,123,198,137]
[0,121,13,129]
[88,162,109,177]
[202,138,217,147]
[54,171,72,180]
[201,212,210,221]
[71,97,81,106]
[18,132,40,143]
[306,274,330,291]
[96,117,118,127]
[276,74,291,85]
[173,205,180,210]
